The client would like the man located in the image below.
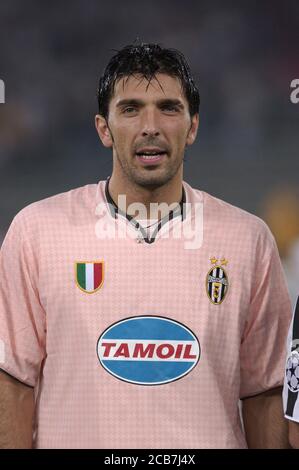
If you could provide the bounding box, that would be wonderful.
[0,43,292,448]
[283,296,299,448]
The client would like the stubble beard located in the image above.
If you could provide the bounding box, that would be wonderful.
[114,150,184,190]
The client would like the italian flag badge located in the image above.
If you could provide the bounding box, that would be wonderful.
[75,261,104,293]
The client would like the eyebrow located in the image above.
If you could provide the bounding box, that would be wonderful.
[116,98,185,109]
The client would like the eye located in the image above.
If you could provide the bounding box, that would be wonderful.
[122,106,138,114]
[161,105,179,113]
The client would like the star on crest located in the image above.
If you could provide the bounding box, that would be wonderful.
[210,257,229,267]
[220,258,228,266]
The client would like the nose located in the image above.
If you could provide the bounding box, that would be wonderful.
[140,108,160,137]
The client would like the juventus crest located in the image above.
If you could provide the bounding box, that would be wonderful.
[206,257,229,305]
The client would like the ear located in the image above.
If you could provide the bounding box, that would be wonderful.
[186,113,199,146]
[95,114,113,148]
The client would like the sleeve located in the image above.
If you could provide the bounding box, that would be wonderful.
[0,212,46,387]
[283,296,299,422]
[240,223,292,399]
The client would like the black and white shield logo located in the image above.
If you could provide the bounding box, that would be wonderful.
[206,266,229,305]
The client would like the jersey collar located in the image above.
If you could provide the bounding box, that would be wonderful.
[104,176,186,244]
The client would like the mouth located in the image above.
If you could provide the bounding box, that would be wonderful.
[135,147,168,165]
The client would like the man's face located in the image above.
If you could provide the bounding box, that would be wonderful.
[96,73,199,188]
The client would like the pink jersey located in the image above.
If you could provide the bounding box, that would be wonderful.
[0,179,291,448]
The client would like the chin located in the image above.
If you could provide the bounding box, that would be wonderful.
[130,170,175,189]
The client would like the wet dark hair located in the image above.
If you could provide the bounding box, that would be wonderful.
[97,42,200,119]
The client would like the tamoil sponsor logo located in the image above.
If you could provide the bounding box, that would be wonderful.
[97,316,200,385]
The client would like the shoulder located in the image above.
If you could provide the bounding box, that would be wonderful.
[10,183,98,235]
[185,182,275,249]
[203,189,274,241]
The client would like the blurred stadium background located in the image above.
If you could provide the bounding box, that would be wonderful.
[0,1,299,303]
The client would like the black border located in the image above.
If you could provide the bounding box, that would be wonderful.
[0,449,297,465]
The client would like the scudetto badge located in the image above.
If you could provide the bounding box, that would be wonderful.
[75,261,104,293]
[206,257,229,305]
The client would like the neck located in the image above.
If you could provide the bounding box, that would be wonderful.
[108,168,184,220]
